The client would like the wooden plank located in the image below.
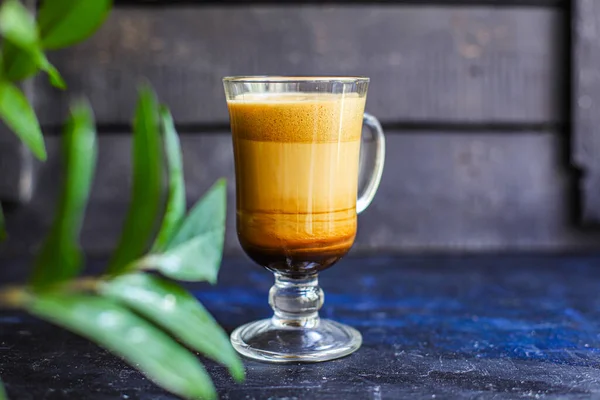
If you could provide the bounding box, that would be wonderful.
[35,6,564,126]
[115,0,565,6]
[573,0,600,225]
[4,131,599,256]
[357,132,582,251]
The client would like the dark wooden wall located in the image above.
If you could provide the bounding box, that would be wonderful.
[5,0,600,256]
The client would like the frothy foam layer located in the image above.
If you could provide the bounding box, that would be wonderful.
[227,92,366,143]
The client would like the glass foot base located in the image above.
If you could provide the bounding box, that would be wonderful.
[230,318,362,363]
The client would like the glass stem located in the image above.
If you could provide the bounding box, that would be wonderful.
[269,273,323,328]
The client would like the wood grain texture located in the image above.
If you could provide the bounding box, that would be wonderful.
[3,131,598,256]
[35,6,564,126]
[573,0,600,224]
[115,0,565,6]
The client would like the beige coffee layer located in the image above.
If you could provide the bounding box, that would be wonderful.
[234,139,360,250]
[227,92,365,143]
[234,139,360,213]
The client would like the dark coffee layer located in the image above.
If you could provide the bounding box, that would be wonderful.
[240,240,353,276]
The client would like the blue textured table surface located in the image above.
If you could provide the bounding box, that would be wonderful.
[2,255,600,399]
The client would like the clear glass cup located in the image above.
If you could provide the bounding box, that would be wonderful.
[223,76,385,363]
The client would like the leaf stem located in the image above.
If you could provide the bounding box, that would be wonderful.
[0,285,28,308]
[68,276,102,292]
[0,276,104,309]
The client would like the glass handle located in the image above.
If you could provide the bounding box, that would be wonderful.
[357,112,386,214]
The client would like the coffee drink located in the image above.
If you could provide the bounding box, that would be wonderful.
[228,92,366,275]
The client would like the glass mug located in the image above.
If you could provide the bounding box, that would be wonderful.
[223,76,385,362]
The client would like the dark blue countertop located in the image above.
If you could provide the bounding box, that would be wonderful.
[2,255,600,399]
